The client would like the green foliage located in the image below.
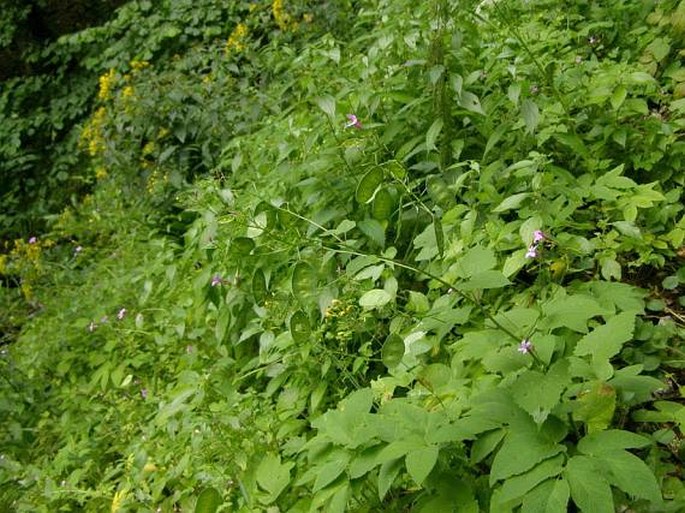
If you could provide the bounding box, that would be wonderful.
[2,0,685,512]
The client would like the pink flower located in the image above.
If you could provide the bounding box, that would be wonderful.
[117,308,127,320]
[525,245,538,259]
[28,237,37,244]
[345,113,362,129]
[211,274,223,287]
[533,230,545,243]
[518,339,533,354]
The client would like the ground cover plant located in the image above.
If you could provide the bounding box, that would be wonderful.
[1,0,685,511]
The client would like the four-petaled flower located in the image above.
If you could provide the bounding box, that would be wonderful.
[518,339,533,354]
[117,308,127,320]
[28,237,37,244]
[533,230,545,243]
[345,113,362,129]
[525,245,538,259]
[211,274,223,287]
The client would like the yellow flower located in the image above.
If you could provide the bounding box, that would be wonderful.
[95,166,108,180]
[272,0,292,31]
[130,60,150,72]
[98,69,117,101]
[226,22,249,54]
[122,85,135,99]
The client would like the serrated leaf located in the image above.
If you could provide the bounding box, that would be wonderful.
[256,454,293,500]
[426,118,444,152]
[460,270,510,291]
[313,456,350,492]
[195,487,222,513]
[565,456,614,513]
[498,454,565,503]
[493,193,531,213]
[356,168,384,204]
[471,428,505,464]
[574,312,635,363]
[521,478,570,513]
[454,245,497,277]
[521,99,539,133]
[512,362,568,424]
[599,451,661,502]
[381,333,405,369]
[573,382,616,433]
[490,427,564,484]
[357,218,386,247]
[541,295,608,333]
[577,429,651,455]
[406,446,439,485]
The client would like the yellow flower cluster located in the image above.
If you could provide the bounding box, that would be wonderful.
[130,59,150,72]
[272,0,297,31]
[226,22,249,54]
[5,238,54,300]
[98,68,117,101]
[95,166,108,180]
[80,106,108,157]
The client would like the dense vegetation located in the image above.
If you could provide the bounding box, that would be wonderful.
[2,0,685,511]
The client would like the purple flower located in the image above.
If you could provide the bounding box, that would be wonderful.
[518,339,533,354]
[345,113,362,129]
[28,237,37,244]
[211,274,223,287]
[525,245,538,259]
[117,308,127,320]
[533,230,545,243]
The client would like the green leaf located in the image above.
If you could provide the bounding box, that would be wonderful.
[577,429,651,455]
[574,312,635,377]
[610,85,627,110]
[490,427,564,484]
[372,187,395,220]
[628,71,655,85]
[512,362,568,424]
[493,193,531,213]
[471,428,505,464]
[520,478,570,513]
[292,261,316,299]
[231,237,255,255]
[215,307,230,343]
[405,446,439,485]
[290,310,310,344]
[381,333,405,369]
[357,218,386,247]
[256,454,293,501]
[356,168,384,204]
[598,451,661,502]
[541,295,608,333]
[252,268,267,303]
[460,270,510,291]
[459,91,485,115]
[572,382,616,433]
[194,487,222,513]
[359,288,392,309]
[454,245,497,277]
[316,95,336,118]
[565,456,614,513]
[434,217,445,258]
[498,454,565,504]
[521,99,539,133]
[313,456,350,492]
[378,458,403,500]
[426,118,444,152]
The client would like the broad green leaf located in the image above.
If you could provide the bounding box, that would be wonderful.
[595,451,661,503]
[256,454,293,500]
[454,245,497,277]
[349,445,385,479]
[520,478,570,513]
[357,218,386,247]
[574,312,635,366]
[378,458,403,500]
[372,187,395,220]
[194,487,222,513]
[565,456,614,513]
[405,446,439,485]
[521,99,539,133]
[577,429,651,455]
[359,289,392,309]
[356,168,384,204]
[252,269,267,303]
[231,237,255,255]
[327,484,350,513]
[628,71,655,84]
[426,118,444,152]
[610,85,627,110]
[498,454,565,503]
[512,362,568,424]
[316,95,336,117]
[541,295,608,333]
[572,382,616,433]
[490,428,564,484]
[290,310,310,344]
[459,91,485,115]
[460,270,510,291]
[292,261,316,298]
[313,456,350,492]
[434,217,445,258]
[381,333,405,369]
[493,193,531,213]
[471,428,505,464]
[215,308,230,343]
